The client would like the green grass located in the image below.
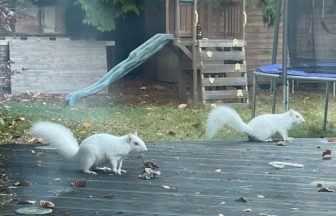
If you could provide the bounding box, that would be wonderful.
[0,88,335,144]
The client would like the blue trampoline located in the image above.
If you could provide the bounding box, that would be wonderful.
[252,0,336,132]
[256,64,336,79]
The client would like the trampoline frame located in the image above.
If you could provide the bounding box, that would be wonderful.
[252,0,336,132]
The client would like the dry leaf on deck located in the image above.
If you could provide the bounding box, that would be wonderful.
[327,137,336,142]
[40,200,55,209]
[71,179,86,187]
[103,194,113,199]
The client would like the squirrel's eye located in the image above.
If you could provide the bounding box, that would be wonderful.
[134,142,139,146]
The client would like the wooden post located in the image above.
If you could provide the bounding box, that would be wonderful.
[175,0,180,38]
[282,0,289,111]
[192,0,198,102]
[165,0,170,33]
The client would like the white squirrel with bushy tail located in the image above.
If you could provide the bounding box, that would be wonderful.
[205,106,305,141]
[30,121,147,175]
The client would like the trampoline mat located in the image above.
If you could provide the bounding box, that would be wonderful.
[256,64,336,78]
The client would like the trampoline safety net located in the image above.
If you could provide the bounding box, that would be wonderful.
[288,0,336,73]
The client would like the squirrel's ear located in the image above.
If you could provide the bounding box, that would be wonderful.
[127,133,132,143]
[134,131,138,136]
[289,109,294,116]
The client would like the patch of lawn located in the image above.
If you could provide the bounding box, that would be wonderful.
[0,88,335,144]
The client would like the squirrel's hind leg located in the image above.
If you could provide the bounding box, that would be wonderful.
[77,152,97,175]
[94,166,112,172]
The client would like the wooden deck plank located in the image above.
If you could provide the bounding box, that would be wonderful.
[1,139,336,215]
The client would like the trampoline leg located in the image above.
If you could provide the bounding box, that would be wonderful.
[333,82,335,98]
[283,79,290,111]
[271,78,276,114]
[323,82,330,133]
[252,73,257,118]
[286,80,290,110]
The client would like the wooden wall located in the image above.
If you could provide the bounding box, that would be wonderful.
[245,9,283,77]
[141,2,285,86]
[10,38,108,94]
[15,1,69,35]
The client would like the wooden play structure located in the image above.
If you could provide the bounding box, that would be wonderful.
[165,0,248,105]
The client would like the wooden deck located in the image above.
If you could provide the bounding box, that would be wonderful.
[0,139,336,215]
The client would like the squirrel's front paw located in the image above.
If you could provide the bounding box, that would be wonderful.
[116,169,127,175]
[112,169,120,175]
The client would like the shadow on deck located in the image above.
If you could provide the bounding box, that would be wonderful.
[0,139,336,215]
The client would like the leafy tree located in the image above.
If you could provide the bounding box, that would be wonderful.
[74,0,143,31]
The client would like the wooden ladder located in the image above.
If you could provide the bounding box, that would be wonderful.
[199,39,249,106]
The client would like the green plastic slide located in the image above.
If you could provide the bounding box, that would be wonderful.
[65,33,174,107]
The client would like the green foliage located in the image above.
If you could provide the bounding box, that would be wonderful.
[246,0,277,26]
[74,0,143,32]
[259,0,277,26]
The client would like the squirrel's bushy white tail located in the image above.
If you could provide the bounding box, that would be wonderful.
[30,121,79,160]
[205,106,250,138]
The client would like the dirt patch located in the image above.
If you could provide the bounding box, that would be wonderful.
[92,76,180,107]
[1,76,180,107]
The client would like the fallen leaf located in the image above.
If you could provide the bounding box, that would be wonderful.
[167,131,176,136]
[322,149,332,156]
[103,194,113,199]
[71,179,86,187]
[82,122,92,129]
[235,197,247,203]
[35,160,43,167]
[40,200,55,209]
[143,160,159,169]
[327,137,336,142]
[318,187,334,192]
[178,104,187,109]
[276,140,288,146]
[139,168,161,180]
[322,155,332,160]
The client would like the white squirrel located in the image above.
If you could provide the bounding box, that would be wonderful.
[205,106,305,141]
[30,121,147,175]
